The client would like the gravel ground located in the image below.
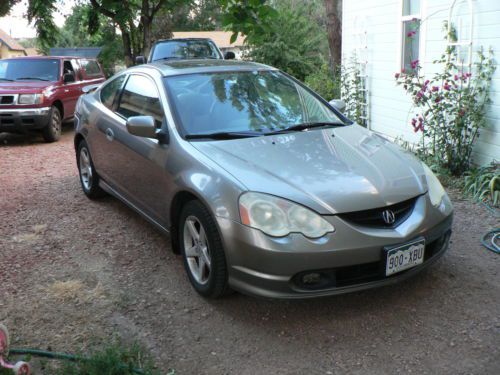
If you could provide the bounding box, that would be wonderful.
[0,129,499,375]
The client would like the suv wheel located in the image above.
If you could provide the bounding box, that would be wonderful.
[77,140,106,199]
[179,200,231,298]
[41,106,62,142]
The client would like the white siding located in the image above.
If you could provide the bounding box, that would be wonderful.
[342,0,500,166]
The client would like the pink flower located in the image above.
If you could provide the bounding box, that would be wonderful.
[454,74,459,80]
[431,86,439,92]
[411,118,417,126]
[443,83,451,90]
[407,31,416,38]
[411,59,419,70]
[395,72,400,79]
[424,80,430,86]
[416,91,424,99]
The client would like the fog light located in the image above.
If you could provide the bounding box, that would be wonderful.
[302,272,322,285]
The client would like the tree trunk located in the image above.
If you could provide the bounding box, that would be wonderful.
[120,26,134,67]
[324,0,342,68]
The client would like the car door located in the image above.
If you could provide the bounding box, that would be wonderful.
[97,73,171,224]
[60,59,83,119]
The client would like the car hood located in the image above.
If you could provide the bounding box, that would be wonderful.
[191,125,427,214]
[0,81,51,94]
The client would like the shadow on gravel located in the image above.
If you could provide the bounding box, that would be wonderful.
[0,124,74,147]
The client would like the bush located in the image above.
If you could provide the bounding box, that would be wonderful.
[305,64,340,101]
[395,22,496,175]
[463,162,499,207]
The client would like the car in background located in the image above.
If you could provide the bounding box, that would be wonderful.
[74,59,453,299]
[0,56,105,142]
[135,38,235,65]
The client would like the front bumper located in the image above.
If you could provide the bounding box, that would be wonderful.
[0,107,51,132]
[217,194,453,299]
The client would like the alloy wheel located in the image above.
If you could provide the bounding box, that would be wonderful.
[183,216,212,285]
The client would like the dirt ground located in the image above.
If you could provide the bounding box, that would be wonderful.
[0,129,499,375]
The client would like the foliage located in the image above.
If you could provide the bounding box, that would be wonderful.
[395,23,496,176]
[341,53,367,126]
[53,4,124,76]
[220,0,277,44]
[244,3,328,81]
[54,341,161,375]
[305,64,340,101]
[463,162,500,207]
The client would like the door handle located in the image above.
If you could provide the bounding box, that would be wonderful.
[105,128,114,141]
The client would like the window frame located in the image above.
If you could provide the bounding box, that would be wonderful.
[398,0,426,73]
[114,73,165,128]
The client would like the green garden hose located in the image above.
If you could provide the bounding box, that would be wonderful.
[481,229,500,254]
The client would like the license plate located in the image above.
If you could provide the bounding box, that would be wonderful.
[385,238,425,276]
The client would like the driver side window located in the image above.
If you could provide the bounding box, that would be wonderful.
[116,74,164,127]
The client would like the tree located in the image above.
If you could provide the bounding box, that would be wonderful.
[54,4,124,75]
[244,2,328,81]
[3,0,276,67]
[323,0,342,68]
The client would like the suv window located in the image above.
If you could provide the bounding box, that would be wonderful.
[81,59,101,76]
[116,75,163,126]
[100,75,126,110]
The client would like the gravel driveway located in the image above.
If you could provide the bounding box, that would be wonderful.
[0,130,499,375]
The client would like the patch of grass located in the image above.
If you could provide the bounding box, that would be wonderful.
[54,341,161,375]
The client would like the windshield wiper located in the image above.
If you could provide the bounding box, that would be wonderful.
[185,131,261,140]
[0,78,14,82]
[16,77,49,81]
[266,121,345,135]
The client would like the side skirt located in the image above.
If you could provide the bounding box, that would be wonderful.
[99,179,170,236]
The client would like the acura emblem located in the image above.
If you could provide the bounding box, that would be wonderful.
[382,209,396,225]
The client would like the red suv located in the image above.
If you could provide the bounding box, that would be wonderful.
[0,56,105,142]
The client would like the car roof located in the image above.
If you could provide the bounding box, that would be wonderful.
[144,59,276,77]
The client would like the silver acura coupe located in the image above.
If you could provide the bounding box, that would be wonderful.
[74,60,453,299]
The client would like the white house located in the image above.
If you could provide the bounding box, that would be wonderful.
[342,0,500,166]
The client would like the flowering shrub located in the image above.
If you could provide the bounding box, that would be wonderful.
[395,25,496,176]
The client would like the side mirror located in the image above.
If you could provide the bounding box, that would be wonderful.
[126,116,157,138]
[63,72,75,84]
[224,51,236,60]
[329,99,346,113]
[135,56,146,65]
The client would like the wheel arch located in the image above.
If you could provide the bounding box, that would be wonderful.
[52,99,64,119]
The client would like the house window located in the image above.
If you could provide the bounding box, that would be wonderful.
[401,0,421,72]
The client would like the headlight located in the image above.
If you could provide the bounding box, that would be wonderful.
[18,93,43,105]
[422,163,446,206]
[239,192,334,238]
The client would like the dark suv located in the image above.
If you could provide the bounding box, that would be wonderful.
[135,38,235,64]
[0,56,105,142]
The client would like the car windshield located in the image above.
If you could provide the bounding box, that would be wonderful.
[0,59,60,81]
[151,40,221,61]
[163,70,343,137]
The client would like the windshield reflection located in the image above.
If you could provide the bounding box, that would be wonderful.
[164,71,341,136]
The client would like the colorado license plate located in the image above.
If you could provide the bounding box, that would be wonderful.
[385,238,425,276]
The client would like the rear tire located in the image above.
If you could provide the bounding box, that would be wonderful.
[179,200,231,298]
[41,106,62,142]
[77,140,107,199]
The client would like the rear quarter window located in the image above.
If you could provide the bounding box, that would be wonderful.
[81,60,102,77]
[100,75,126,110]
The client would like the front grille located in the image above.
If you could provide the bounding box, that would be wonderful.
[0,95,14,105]
[339,196,419,229]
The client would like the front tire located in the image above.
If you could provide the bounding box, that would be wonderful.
[179,200,231,298]
[41,106,62,142]
[77,140,106,199]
